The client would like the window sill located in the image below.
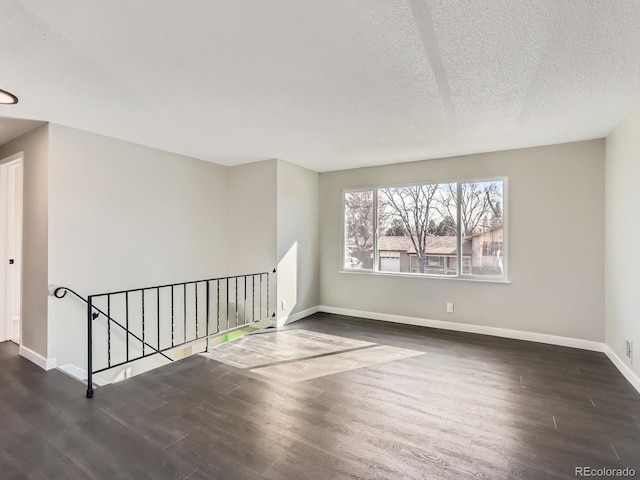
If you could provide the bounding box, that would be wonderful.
[338,269,511,284]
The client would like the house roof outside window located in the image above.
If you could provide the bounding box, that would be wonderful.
[378,235,461,255]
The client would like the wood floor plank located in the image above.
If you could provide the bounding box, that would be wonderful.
[2,314,640,478]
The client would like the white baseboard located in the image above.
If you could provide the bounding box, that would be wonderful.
[19,345,57,370]
[277,306,319,327]
[58,363,110,386]
[603,345,640,394]
[318,306,605,352]
[48,308,640,396]
[317,306,640,394]
[58,363,87,381]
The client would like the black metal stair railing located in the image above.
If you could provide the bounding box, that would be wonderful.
[55,269,275,398]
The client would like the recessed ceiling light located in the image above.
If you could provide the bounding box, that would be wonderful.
[0,88,18,105]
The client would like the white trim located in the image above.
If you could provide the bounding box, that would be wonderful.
[19,345,57,370]
[57,364,110,386]
[278,306,319,327]
[341,177,508,283]
[318,305,640,394]
[342,189,376,273]
[603,345,640,394]
[318,305,604,352]
[58,363,88,381]
[337,269,512,283]
[0,154,24,345]
[0,152,24,166]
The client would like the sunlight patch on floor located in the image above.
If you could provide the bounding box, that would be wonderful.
[203,330,423,382]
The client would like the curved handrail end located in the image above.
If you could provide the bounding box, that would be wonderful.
[53,286,69,299]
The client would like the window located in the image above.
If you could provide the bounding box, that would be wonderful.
[377,183,457,276]
[427,256,444,266]
[482,242,503,257]
[342,178,506,280]
[344,191,374,270]
[462,256,471,274]
[461,181,505,277]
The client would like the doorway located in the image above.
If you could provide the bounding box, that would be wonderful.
[0,153,23,345]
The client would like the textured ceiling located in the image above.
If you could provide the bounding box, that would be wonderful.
[1,1,639,171]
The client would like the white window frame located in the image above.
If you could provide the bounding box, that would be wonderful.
[340,176,509,283]
[342,188,377,272]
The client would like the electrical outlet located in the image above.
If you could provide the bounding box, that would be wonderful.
[281,300,286,310]
[446,303,454,314]
[626,340,633,363]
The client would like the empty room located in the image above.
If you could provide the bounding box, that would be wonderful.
[1,1,639,479]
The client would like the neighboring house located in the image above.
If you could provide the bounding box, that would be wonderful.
[377,236,412,272]
[378,235,461,275]
[468,226,504,275]
[378,227,504,276]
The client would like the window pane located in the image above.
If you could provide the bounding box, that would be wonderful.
[460,180,504,276]
[344,191,374,269]
[377,183,458,275]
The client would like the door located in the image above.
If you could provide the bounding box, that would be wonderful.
[0,154,23,344]
[380,255,400,272]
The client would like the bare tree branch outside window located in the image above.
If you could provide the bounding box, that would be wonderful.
[343,180,505,276]
[441,182,503,237]
[378,184,442,273]
[344,191,375,268]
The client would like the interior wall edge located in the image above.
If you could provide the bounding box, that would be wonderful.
[602,343,640,395]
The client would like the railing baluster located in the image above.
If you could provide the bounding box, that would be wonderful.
[107,294,111,368]
[142,290,145,356]
[260,274,263,320]
[244,276,247,325]
[217,280,220,334]
[125,291,129,363]
[195,282,199,339]
[183,283,187,343]
[235,277,238,328]
[171,286,174,347]
[205,281,210,352]
[157,287,161,352]
[252,275,255,322]
[267,272,270,318]
[87,296,94,398]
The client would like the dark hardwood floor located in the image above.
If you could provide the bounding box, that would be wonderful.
[1,312,639,479]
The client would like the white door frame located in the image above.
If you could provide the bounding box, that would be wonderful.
[0,152,23,344]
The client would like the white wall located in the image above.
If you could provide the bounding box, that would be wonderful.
[319,140,605,341]
[227,159,278,322]
[1,123,310,371]
[47,124,229,369]
[0,124,49,358]
[226,159,320,324]
[605,104,640,379]
[4,120,607,374]
[227,159,277,276]
[276,159,319,324]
